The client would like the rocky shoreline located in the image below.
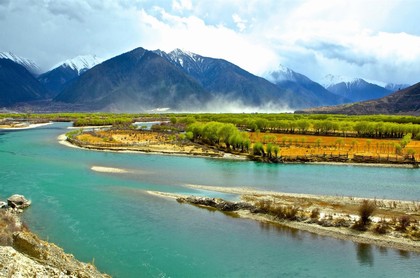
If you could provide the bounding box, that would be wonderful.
[0,194,109,277]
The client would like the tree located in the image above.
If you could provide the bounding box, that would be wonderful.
[273,145,280,158]
[400,133,412,148]
[266,143,273,158]
[253,142,265,156]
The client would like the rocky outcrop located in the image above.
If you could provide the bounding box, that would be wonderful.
[7,195,31,209]
[0,195,110,277]
[10,231,110,278]
[176,196,255,212]
[0,246,72,277]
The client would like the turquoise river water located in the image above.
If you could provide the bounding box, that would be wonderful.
[0,122,419,277]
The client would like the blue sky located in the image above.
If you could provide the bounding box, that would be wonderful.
[1,0,419,84]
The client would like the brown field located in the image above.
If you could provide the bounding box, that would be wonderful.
[249,132,420,161]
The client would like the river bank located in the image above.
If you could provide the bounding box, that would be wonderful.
[58,134,247,160]
[0,199,109,277]
[0,122,52,130]
[148,186,420,253]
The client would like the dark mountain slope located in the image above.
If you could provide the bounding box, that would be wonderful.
[54,48,208,111]
[0,59,47,107]
[155,49,291,108]
[301,82,420,115]
[38,66,80,98]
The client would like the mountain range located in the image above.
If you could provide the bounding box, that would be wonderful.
[0,48,416,114]
[301,82,420,115]
[38,55,103,98]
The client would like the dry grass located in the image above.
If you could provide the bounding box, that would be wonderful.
[249,132,420,160]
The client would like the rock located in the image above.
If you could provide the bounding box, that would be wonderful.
[0,201,7,208]
[0,246,67,277]
[12,231,110,277]
[177,196,256,212]
[7,194,31,209]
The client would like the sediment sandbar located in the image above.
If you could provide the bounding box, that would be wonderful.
[91,166,128,173]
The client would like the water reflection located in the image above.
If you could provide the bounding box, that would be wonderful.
[258,221,304,241]
[356,243,374,267]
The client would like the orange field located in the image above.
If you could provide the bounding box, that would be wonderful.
[249,132,420,161]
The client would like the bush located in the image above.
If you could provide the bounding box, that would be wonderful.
[397,215,411,231]
[373,223,388,234]
[358,200,376,226]
[310,208,320,220]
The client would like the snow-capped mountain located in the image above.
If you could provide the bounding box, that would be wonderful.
[0,51,41,75]
[50,55,103,75]
[38,55,103,98]
[264,65,347,107]
[265,64,313,84]
[385,83,411,92]
[321,74,363,88]
[321,74,392,102]
[154,48,209,78]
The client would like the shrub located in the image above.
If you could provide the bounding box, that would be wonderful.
[397,215,411,231]
[310,208,320,220]
[358,200,376,226]
[373,223,388,234]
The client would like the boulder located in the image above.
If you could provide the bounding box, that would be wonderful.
[0,201,7,209]
[7,194,31,209]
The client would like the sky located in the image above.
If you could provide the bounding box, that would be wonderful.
[0,0,419,84]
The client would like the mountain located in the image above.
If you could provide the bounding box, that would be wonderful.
[264,65,348,107]
[385,83,411,92]
[321,74,392,102]
[0,58,47,107]
[0,52,41,75]
[54,47,210,111]
[300,82,420,115]
[38,55,103,98]
[154,49,294,108]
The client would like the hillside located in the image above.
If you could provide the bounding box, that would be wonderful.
[38,55,103,98]
[0,59,47,107]
[300,82,420,115]
[54,48,208,111]
[266,65,347,107]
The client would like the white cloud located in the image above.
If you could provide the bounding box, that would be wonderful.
[172,0,192,12]
[232,13,247,32]
[138,8,279,75]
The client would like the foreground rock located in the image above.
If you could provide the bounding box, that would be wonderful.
[0,196,110,277]
[7,194,31,209]
[6,231,110,278]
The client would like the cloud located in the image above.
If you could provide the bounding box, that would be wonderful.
[137,8,279,75]
[232,13,247,32]
[172,0,192,12]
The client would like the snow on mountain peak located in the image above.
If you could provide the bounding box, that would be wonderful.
[321,74,390,89]
[0,51,41,74]
[53,55,103,74]
[321,74,361,88]
[265,64,303,83]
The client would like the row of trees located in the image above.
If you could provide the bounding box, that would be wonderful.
[187,122,251,152]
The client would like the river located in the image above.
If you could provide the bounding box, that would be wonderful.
[0,122,419,277]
